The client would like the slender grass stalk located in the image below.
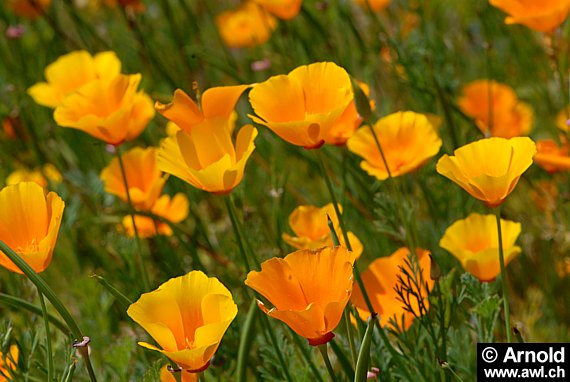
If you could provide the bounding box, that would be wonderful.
[224,196,252,271]
[328,217,358,366]
[494,207,512,342]
[116,146,151,291]
[0,240,98,382]
[237,299,258,382]
[315,150,375,315]
[38,291,54,382]
[290,332,325,382]
[0,293,68,335]
[198,372,206,382]
[354,315,377,382]
[318,344,337,381]
[259,315,293,382]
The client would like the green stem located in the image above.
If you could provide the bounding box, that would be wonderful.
[38,291,54,382]
[318,344,337,381]
[315,150,375,315]
[354,315,377,382]
[116,146,151,291]
[237,300,258,382]
[0,293,68,335]
[259,316,293,382]
[0,240,97,382]
[494,207,512,342]
[224,196,252,271]
[290,332,325,382]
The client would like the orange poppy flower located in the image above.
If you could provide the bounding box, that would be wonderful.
[216,2,277,48]
[440,213,521,282]
[28,50,121,108]
[0,182,65,274]
[282,203,363,258]
[156,86,257,194]
[100,147,167,211]
[436,137,536,207]
[122,193,189,238]
[0,345,18,381]
[458,80,533,138]
[245,246,356,345]
[353,0,390,12]
[248,62,354,148]
[489,0,570,33]
[351,247,433,329]
[534,138,570,173]
[253,0,302,19]
[127,271,238,373]
[7,0,50,18]
[54,74,155,145]
[347,111,442,180]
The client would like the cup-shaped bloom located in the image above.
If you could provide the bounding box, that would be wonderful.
[216,2,277,48]
[534,138,570,173]
[282,203,363,258]
[156,86,257,194]
[354,0,390,11]
[245,246,356,345]
[489,0,570,33]
[252,0,302,19]
[0,344,18,381]
[249,62,354,148]
[100,147,167,210]
[122,193,189,238]
[127,271,238,372]
[6,164,62,188]
[440,213,521,282]
[458,80,533,138]
[436,137,536,207]
[0,182,65,274]
[28,50,121,108]
[351,247,433,329]
[7,0,50,18]
[54,73,155,145]
[347,111,442,180]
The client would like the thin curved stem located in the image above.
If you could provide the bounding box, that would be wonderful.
[495,207,512,342]
[38,291,54,382]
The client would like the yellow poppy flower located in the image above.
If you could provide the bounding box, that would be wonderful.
[160,365,197,382]
[122,193,189,238]
[216,2,277,48]
[248,62,354,148]
[436,137,536,207]
[6,164,62,188]
[282,203,363,258]
[127,271,238,373]
[156,86,257,194]
[245,246,356,345]
[353,0,390,12]
[7,0,50,18]
[347,111,442,180]
[28,50,121,108]
[54,74,155,145]
[489,0,570,33]
[0,182,65,274]
[351,247,433,329]
[252,0,302,19]
[100,147,167,211]
[534,138,570,173]
[440,213,521,282]
[458,80,533,138]
[0,345,18,382]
